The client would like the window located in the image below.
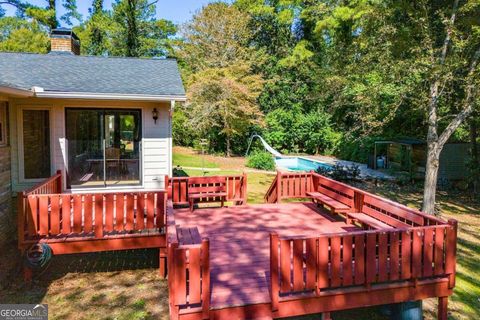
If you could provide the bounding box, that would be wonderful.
[0,102,6,146]
[65,108,142,188]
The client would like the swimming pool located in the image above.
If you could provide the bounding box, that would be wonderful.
[275,157,333,172]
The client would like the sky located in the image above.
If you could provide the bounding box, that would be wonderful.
[3,0,224,26]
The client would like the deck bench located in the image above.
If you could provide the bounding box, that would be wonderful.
[306,191,351,213]
[188,176,227,212]
[346,212,395,230]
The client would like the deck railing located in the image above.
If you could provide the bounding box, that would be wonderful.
[18,170,63,247]
[21,192,167,241]
[270,219,457,312]
[168,173,247,206]
[166,201,210,320]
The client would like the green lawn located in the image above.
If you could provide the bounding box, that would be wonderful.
[173,152,218,168]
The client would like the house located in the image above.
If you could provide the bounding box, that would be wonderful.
[0,28,186,247]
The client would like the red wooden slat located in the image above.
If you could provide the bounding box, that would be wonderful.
[342,235,353,286]
[378,232,388,282]
[189,248,201,304]
[330,237,341,287]
[354,234,365,285]
[94,195,103,238]
[180,180,187,203]
[105,194,114,232]
[294,177,301,196]
[38,196,49,236]
[50,195,60,235]
[125,194,134,231]
[27,196,38,236]
[401,230,412,279]
[280,239,291,293]
[366,233,377,284]
[137,193,145,230]
[156,192,165,228]
[423,228,434,277]
[175,248,187,305]
[61,195,71,234]
[146,193,155,229]
[412,230,423,278]
[270,234,279,311]
[115,194,124,231]
[305,238,316,290]
[83,194,93,233]
[390,231,400,281]
[318,237,329,289]
[434,227,445,275]
[293,239,304,291]
[73,194,82,233]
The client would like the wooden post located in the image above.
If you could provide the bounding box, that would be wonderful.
[445,219,458,288]
[56,170,62,193]
[276,171,282,204]
[201,238,211,319]
[164,175,170,199]
[159,247,167,278]
[354,191,364,213]
[242,172,247,205]
[17,192,26,251]
[168,242,179,320]
[270,233,279,312]
[438,296,448,320]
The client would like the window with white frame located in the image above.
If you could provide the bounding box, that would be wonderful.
[0,102,6,146]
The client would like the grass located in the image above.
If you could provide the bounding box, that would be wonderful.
[173,152,218,168]
[1,147,478,319]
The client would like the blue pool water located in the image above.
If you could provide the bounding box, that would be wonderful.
[275,157,333,172]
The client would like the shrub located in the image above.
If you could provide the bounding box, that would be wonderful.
[316,163,361,182]
[246,151,276,171]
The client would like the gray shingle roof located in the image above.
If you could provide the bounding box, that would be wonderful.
[0,52,185,97]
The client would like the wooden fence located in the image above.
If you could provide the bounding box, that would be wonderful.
[270,220,457,312]
[168,174,247,206]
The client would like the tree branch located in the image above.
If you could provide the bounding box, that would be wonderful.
[438,46,480,147]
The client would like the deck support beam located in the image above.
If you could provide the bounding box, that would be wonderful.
[438,297,448,320]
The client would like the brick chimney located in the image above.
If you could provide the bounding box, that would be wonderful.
[49,28,80,55]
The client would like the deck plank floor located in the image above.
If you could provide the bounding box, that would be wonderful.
[173,202,359,310]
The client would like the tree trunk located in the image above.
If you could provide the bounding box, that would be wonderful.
[423,145,440,214]
[226,136,231,157]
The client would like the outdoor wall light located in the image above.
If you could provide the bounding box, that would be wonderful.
[152,108,159,124]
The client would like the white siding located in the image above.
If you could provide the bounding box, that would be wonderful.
[9,98,172,192]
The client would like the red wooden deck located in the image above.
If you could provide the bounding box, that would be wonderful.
[173,202,359,310]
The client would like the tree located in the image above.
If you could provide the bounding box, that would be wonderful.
[186,65,264,157]
[0,16,49,53]
[177,2,265,156]
[110,0,175,57]
[421,0,480,214]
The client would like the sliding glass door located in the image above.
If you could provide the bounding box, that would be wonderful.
[66,108,141,188]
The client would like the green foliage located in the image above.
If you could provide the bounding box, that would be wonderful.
[264,108,340,155]
[246,151,275,171]
[0,17,48,53]
[177,2,265,156]
[73,0,176,57]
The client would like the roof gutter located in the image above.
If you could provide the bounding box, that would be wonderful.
[0,86,35,97]
[34,91,187,102]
